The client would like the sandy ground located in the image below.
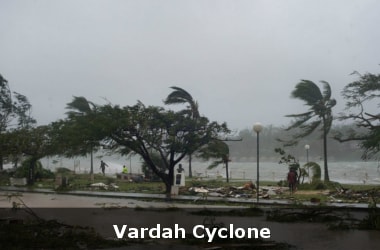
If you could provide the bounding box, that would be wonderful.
[1,191,380,250]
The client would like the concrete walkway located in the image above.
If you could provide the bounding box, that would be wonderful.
[0,186,377,209]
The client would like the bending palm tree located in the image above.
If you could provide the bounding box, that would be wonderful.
[285,80,336,181]
[197,140,230,182]
[66,96,97,117]
[164,86,200,118]
[164,86,199,177]
[66,96,98,174]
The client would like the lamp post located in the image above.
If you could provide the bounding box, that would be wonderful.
[129,154,133,173]
[253,122,263,203]
[305,144,310,183]
[305,144,310,163]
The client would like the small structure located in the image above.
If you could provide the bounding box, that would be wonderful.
[174,164,185,187]
[171,164,186,195]
[55,174,69,188]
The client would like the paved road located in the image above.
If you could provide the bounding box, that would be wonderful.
[0,186,377,209]
[1,186,379,250]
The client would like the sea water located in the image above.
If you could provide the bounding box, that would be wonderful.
[190,161,380,184]
[34,153,380,185]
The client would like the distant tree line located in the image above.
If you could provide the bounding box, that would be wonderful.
[225,124,363,163]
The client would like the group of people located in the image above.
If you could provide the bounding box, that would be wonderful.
[99,160,128,175]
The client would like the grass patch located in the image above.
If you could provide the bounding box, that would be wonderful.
[3,171,379,205]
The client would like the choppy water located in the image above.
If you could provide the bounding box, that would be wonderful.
[191,161,380,185]
[36,154,380,185]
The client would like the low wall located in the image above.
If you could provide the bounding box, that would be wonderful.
[9,177,27,186]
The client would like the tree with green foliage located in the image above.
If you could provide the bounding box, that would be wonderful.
[164,86,200,178]
[304,161,321,183]
[0,74,36,169]
[63,96,100,174]
[59,96,229,197]
[275,147,302,182]
[164,86,200,118]
[141,151,166,181]
[14,125,57,184]
[100,102,229,197]
[282,80,336,181]
[0,74,13,133]
[12,92,36,129]
[66,96,98,116]
[13,157,54,180]
[275,147,321,185]
[0,75,50,183]
[197,140,231,182]
[335,71,380,159]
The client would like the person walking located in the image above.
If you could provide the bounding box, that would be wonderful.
[100,160,109,176]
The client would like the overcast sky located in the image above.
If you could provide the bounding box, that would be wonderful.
[1,0,379,130]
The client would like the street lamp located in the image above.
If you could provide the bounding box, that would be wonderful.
[305,144,310,183]
[305,144,310,163]
[253,122,263,203]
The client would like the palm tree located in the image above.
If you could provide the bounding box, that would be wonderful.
[164,86,200,118]
[66,96,97,117]
[284,80,336,181]
[197,140,231,182]
[164,86,200,178]
[65,96,98,174]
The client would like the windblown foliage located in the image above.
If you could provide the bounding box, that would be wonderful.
[336,71,380,159]
[59,94,229,197]
[281,80,336,181]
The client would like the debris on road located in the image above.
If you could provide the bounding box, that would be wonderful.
[188,181,287,199]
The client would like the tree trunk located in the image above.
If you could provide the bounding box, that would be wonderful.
[28,158,37,185]
[164,166,175,199]
[164,182,171,199]
[90,145,94,174]
[0,154,3,170]
[323,116,330,182]
[188,154,192,178]
[13,156,19,169]
[225,160,229,183]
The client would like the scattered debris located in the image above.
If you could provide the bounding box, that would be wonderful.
[310,197,321,203]
[187,180,380,204]
[94,202,124,209]
[189,187,209,194]
[116,173,144,182]
[189,183,287,200]
[189,187,209,200]
[329,184,380,204]
[109,183,119,191]
[88,182,120,192]
[242,181,255,190]
[90,182,109,190]
[328,196,342,203]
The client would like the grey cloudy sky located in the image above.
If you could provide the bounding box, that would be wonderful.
[1,0,379,130]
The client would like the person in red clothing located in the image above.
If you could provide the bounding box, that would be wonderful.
[287,168,297,194]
